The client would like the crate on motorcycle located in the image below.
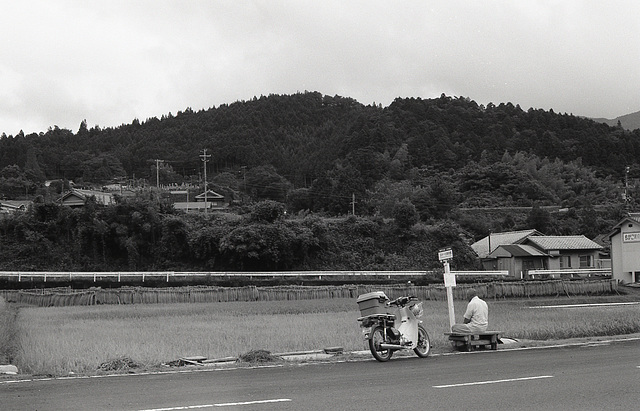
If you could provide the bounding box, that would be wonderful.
[357,291,389,316]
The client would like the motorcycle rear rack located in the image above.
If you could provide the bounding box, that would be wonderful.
[357,313,396,322]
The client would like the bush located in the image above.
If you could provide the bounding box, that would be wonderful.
[393,199,419,229]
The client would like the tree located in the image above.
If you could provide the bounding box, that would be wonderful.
[367,179,413,218]
[245,165,291,202]
[526,203,550,232]
[77,119,88,137]
[24,149,45,182]
[393,199,419,229]
[250,200,286,223]
[287,188,312,213]
[219,224,286,270]
[159,216,191,261]
[1,165,22,179]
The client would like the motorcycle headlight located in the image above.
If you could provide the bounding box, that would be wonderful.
[410,302,424,317]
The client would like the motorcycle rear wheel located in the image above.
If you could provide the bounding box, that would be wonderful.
[414,325,431,358]
[369,326,393,362]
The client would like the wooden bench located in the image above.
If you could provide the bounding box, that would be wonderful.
[444,331,501,351]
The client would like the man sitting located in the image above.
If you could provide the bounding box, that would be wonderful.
[451,288,488,333]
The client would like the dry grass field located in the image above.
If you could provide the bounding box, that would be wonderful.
[4,291,639,376]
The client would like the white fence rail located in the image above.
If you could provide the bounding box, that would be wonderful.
[451,271,509,276]
[527,268,612,279]
[0,270,509,283]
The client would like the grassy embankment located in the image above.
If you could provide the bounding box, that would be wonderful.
[0,297,19,365]
[5,292,640,376]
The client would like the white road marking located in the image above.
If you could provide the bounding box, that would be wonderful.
[433,375,554,388]
[139,398,291,410]
[529,302,640,309]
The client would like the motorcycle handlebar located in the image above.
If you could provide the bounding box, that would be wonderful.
[388,295,418,306]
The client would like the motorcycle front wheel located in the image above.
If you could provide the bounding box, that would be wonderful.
[369,326,393,362]
[414,325,431,358]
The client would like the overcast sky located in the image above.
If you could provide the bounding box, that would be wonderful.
[2,0,639,136]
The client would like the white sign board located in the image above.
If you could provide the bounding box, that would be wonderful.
[444,272,456,287]
[623,232,640,243]
[438,248,453,262]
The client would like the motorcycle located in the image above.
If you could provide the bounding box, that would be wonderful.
[357,292,431,362]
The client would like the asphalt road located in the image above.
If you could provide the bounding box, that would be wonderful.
[1,338,638,411]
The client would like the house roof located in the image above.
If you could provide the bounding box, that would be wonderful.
[0,201,29,213]
[194,190,224,200]
[628,213,640,222]
[0,200,30,209]
[61,189,109,200]
[489,244,548,258]
[60,189,115,206]
[608,213,640,238]
[471,229,543,258]
[60,191,85,201]
[524,235,602,251]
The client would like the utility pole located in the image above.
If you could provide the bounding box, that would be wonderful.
[200,149,211,214]
[351,193,356,215]
[624,166,630,211]
[241,166,247,192]
[155,159,162,189]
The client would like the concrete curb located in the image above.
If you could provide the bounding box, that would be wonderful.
[173,347,347,366]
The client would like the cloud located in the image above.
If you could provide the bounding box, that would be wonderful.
[1,0,639,136]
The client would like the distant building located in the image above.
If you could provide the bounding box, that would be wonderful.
[608,213,640,284]
[523,235,603,271]
[471,229,544,259]
[475,230,603,279]
[486,244,548,279]
[60,189,116,207]
[0,200,30,215]
[173,189,227,212]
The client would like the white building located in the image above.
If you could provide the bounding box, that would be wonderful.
[609,213,640,284]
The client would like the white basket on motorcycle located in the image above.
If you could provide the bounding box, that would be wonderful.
[410,302,424,317]
[357,291,389,316]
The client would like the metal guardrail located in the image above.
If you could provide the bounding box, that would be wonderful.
[0,270,509,283]
[527,268,612,279]
[451,271,509,276]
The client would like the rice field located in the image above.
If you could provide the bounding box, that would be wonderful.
[7,294,640,376]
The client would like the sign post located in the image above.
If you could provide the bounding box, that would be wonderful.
[439,247,456,329]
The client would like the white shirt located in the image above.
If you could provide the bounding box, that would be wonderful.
[464,296,488,332]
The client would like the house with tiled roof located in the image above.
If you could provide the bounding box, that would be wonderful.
[608,212,640,284]
[523,236,603,272]
[0,200,30,215]
[476,230,603,279]
[471,229,544,259]
[172,190,227,212]
[486,244,548,279]
[60,189,116,207]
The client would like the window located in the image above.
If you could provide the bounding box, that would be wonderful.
[579,255,593,268]
[559,256,571,268]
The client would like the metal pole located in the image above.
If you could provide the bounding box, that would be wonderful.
[156,159,160,189]
[444,261,456,329]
